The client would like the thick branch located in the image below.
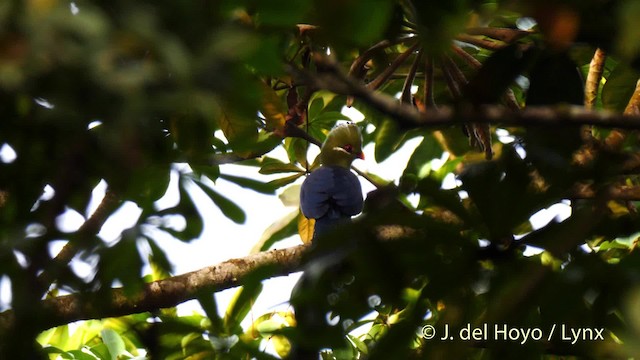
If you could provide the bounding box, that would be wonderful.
[291,56,640,130]
[0,245,308,333]
[571,182,640,200]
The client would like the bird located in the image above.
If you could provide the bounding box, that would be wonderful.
[300,122,364,240]
[289,123,365,360]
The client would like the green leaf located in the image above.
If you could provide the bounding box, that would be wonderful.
[309,111,351,127]
[157,176,205,241]
[194,179,246,224]
[224,283,264,333]
[271,335,292,358]
[256,319,284,334]
[191,164,221,182]
[146,236,173,280]
[68,349,100,360]
[404,134,444,176]
[312,0,394,46]
[267,173,305,189]
[348,334,369,355]
[602,63,640,112]
[217,103,259,153]
[278,184,301,207]
[259,157,305,175]
[374,119,402,162]
[250,209,298,253]
[250,0,312,27]
[38,326,70,351]
[196,293,223,331]
[308,90,340,121]
[97,230,145,295]
[101,329,126,360]
[219,173,276,194]
[284,137,310,168]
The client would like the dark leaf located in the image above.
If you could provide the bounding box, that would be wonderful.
[194,179,246,224]
[219,173,277,194]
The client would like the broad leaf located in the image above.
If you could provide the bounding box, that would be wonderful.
[194,179,246,224]
[219,173,277,194]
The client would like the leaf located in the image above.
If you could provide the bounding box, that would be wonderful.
[348,334,369,355]
[463,43,538,104]
[308,91,335,121]
[101,329,126,360]
[602,63,640,112]
[146,237,173,281]
[298,211,315,244]
[251,209,299,253]
[259,157,305,175]
[313,0,394,46]
[191,164,221,182]
[285,137,310,168]
[219,173,276,194]
[251,0,312,27]
[38,326,70,351]
[158,176,205,241]
[403,134,444,176]
[267,173,305,189]
[260,84,287,132]
[194,179,246,224]
[271,335,292,358]
[309,111,351,127]
[224,283,264,333]
[256,319,284,334]
[217,103,258,154]
[279,184,302,207]
[374,119,402,162]
[70,349,101,360]
[196,293,223,331]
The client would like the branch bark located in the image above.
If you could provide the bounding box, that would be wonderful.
[0,245,308,334]
[290,55,640,131]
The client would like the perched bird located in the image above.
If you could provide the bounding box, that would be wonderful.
[289,123,364,360]
[300,123,364,240]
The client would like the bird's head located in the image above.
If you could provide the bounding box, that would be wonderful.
[320,123,364,168]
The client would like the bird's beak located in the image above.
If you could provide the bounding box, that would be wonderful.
[357,152,365,160]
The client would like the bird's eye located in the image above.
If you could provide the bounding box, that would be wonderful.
[342,144,353,153]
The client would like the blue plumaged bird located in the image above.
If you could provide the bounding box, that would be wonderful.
[289,123,365,359]
[300,123,364,240]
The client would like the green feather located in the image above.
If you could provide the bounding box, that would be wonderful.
[320,123,363,168]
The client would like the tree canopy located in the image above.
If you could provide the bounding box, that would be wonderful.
[2,0,640,358]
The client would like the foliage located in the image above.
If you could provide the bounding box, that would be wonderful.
[1,0,640,358]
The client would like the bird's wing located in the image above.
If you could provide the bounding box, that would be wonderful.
[300,166,363,220]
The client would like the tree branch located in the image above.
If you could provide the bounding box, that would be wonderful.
[37,189,122,295]
[0,245,308,333]
[584,48,606,110]
[290,56,640,131]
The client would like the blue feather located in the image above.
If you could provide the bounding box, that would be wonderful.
[300,166,363,238]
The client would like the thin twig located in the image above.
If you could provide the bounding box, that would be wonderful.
[455,34,506,50]
[37,189,121,294]
[464,27,531,43]
[367,41,420,91]
[400,48,423,104]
